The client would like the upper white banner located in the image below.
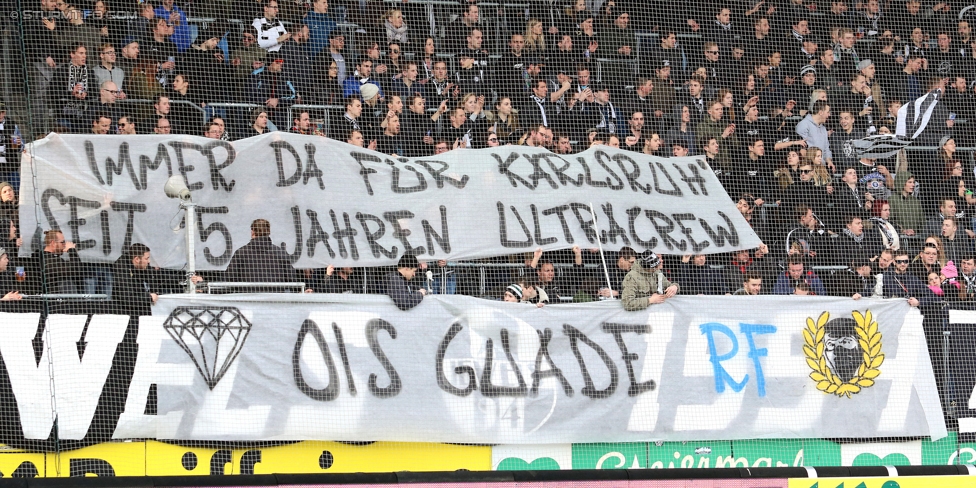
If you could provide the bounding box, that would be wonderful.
[20,133,761,269]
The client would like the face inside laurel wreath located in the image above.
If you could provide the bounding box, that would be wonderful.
[823,318,863,383]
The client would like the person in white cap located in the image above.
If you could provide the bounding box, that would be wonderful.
[621,250,678,311]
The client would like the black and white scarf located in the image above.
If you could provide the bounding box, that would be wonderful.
[596,102,617,133]
[843,228,865,243]
[530,94,549,126]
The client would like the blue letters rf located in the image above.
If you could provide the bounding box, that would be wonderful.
[699,323,777,397]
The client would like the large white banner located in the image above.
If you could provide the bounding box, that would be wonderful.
[28,294,931,443]
[19,133,760,269]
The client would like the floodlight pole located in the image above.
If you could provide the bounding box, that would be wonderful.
[182,200,197,294]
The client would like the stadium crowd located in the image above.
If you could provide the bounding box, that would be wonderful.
[0,0,974,316]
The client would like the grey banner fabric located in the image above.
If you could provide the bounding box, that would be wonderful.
[103,295,948,442]
[20,133,760,269]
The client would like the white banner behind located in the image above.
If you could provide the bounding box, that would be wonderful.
[20,133,760,269]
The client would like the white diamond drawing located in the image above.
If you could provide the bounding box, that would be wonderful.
[162,307,252,390]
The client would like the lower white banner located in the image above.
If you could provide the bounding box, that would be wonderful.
[0,295,947,443]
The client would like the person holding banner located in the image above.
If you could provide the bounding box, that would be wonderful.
[385,254,427,310]
[621,251,679,311]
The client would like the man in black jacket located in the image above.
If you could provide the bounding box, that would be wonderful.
[225,219,298,285]
[385,254,426,310]
[113,243,159,316]
[29,230,84,295]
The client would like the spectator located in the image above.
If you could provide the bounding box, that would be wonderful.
[454,50,489,98]
[115,40,156,102]
[521,79,554,130]
[383,9,408,45]
[93,44,125,98]
[773,256,827,295]
[601,11,636,59]
[311,265,360,293]
[28,230,83,295]
[833,214,883,263]
[225,219,298,284]
[391,62,423,99]
[326,32,347,83]
[241,109,271,138]
[329,94,364,139]
[254,1,291,54]
[733,271,763,295]
[795,100,834,171]
[183,30,235,104]
[307,59,342,105]
[249,58,298,128]
[90,81,122,130]
[154,117,171,134]
[830,258,877,299]
[503,284,524,303]
[49,43,91,131]
[90,114,112,135]
[0,248,22,301]
[910,242,944,283]
[343,58,385,98]
[232,30,268,82]
[883,250,934,308]
[490,97,522,144]
[204,120,223,139]
[305,0,337,56]
[154,0,190,52]
[833,167,873,225]
[528,246,583,302]
[958,255,976,300]
[697,99,738,171]
[376,113,404,156]
[358,83,385,142]
[446,4,481,52]
[830,110,866,169]
[889,172,924,236]
[385,254,426,310]
[941,216,974,264]
[926,198,960,238]
[118,115,137,135]
[0,182,18,253]
[622,251,679,310]
[579,84,621,138]
[870,201,901,251]
[291,111,323,136]
[113,243,162,316]
[596,247,636,299]
[676,254,728,295]
[683,75,707,123]
[143,18,178,88]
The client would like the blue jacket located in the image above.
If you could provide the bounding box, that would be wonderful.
[304,10,336,57]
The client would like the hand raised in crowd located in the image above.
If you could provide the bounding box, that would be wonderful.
[1,291,22,301]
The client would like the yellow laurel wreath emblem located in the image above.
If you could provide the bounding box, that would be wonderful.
[803,310,884,398]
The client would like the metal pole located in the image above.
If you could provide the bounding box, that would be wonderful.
[183,201,197,293]
[589,202,615,297]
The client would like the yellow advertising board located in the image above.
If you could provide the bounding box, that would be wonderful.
[0,441,490,477]
[788,476,976,488]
